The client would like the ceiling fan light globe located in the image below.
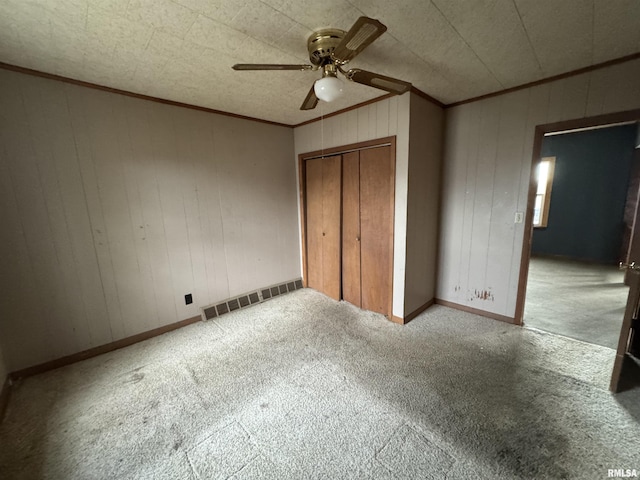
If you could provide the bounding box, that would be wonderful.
[314,76,344,102]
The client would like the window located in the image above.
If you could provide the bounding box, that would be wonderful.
[533,157,555,228]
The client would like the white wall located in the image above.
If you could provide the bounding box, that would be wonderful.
[294,94,411,318]
[438,58,640,319]
[404,94,444,315]
[0,69,299,372]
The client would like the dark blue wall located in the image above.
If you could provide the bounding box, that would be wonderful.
[531,124,637,264]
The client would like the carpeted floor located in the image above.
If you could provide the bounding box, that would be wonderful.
[1,289,639,479]
[524,257,628,349]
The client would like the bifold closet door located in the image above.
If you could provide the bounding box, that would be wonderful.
[342,151,361,307]
[360,146,394,317]
[341,146,394,317]
[305,155,341,301]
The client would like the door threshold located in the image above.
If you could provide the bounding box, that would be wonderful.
[523,325,617,351]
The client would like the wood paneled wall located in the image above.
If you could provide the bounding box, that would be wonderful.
[438,58,640,319]
[404,95,444,315]
[294,95,411,318]
[0,69,299,372]
[293,93,444,319]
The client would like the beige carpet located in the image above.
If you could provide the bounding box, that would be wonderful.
[525,256,628,349]
[1,289,638,479]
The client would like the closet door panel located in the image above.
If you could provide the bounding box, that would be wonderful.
[305,158,324,292]
[342,151,361,307]
[360,146,394,317]
[321,155,342,300]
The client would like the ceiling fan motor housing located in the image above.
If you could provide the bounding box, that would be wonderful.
[307,28,346,66]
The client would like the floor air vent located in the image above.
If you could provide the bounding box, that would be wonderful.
[216,302,229,315]
[201,278,304,322]
[203,306,217,320]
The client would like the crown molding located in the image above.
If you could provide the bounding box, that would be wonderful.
[0,62,292,128]
[447,52,640,109]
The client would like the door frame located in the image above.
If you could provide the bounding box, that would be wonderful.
[611,270,640,392]
[298,136,396,316]
[514,108,640,325]
[623,147,640,285]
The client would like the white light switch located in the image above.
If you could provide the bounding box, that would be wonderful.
[514,212,524,224]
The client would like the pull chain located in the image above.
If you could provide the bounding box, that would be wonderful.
[320,100,325,156]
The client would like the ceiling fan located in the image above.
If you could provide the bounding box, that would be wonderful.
[232,17,412,110]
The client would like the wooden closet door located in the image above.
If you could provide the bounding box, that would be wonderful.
[305,155,341,300]
[342,151,361,307]
[359,146,394,317]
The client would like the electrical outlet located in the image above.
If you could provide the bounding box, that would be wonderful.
[185,294,193,305]
[514,212,524,224]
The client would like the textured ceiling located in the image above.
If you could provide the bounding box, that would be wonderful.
[0,0,639,125]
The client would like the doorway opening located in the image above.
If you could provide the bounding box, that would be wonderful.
[524,123,638,349]
[516,110,640,390]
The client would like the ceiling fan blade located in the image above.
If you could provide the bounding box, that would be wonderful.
[300,84,319,110]
[232,64,314,71]
[332,17,387,64]
[345,69,411,95]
